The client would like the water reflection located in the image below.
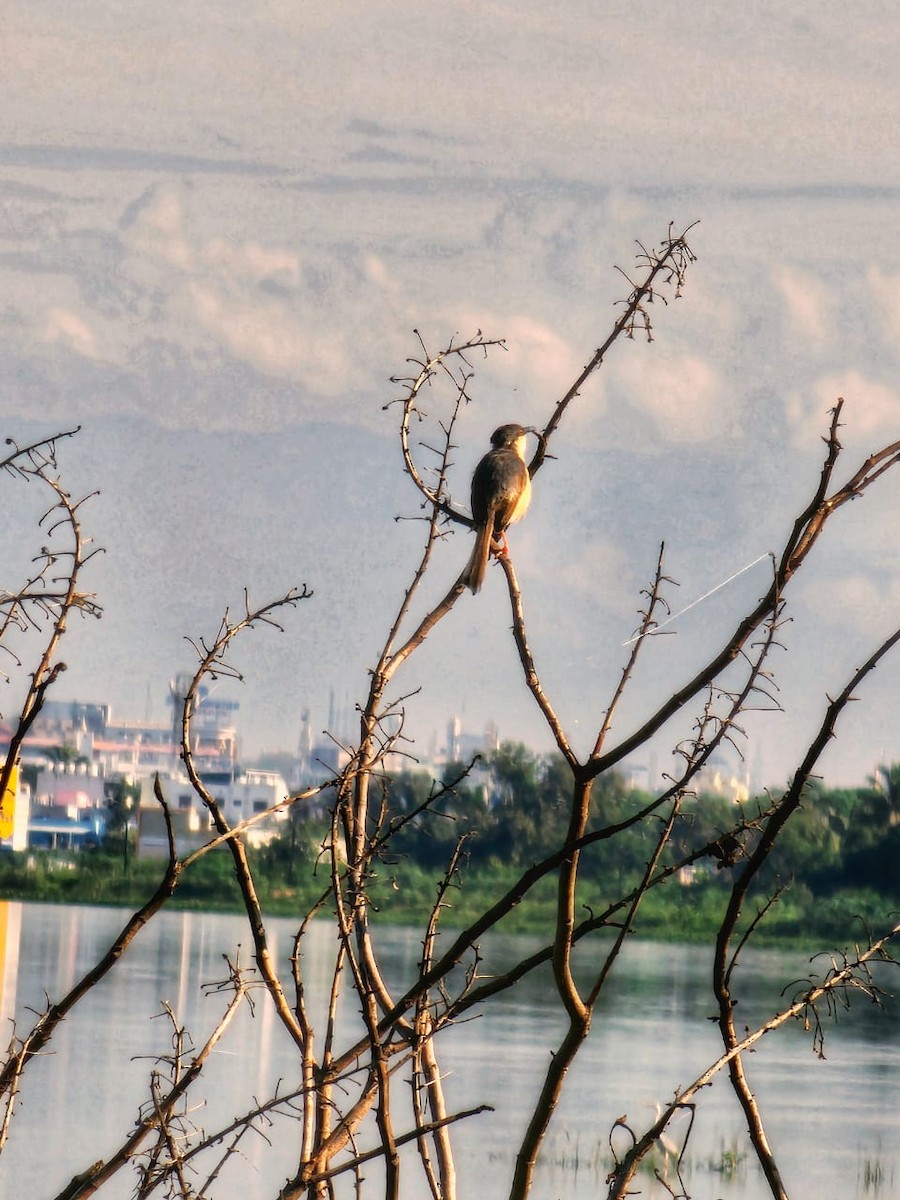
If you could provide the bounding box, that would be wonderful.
[0,902,21,1023]
[0,902,896,1199]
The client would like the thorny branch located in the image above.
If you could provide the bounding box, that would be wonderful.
[52,958,252,1200]
[530,222,698,476]
[180,588,315,1055]
[711,621,900,1200]
[606,919,900,1200]
[389,329,506,524]
[0,437,103,813]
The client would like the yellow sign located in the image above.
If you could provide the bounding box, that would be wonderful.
[0,766,16,840]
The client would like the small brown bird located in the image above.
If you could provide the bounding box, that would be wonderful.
[463,423,532,593]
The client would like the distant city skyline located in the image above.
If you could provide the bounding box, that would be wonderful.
[0,680,816,803]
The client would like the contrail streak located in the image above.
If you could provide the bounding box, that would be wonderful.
[623,553,771,646]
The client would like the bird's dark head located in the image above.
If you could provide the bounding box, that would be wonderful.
[490,423,531,448]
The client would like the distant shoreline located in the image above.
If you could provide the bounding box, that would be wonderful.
[0,852,893,950]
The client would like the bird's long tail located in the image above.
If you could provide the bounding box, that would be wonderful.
[463,520,494,593]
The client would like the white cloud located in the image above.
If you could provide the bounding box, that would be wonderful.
[613,348,726,442]
[801,570,900,632]
[118,184,404,401]
[133,187,195,270]
[43,307,101,359]
[133,186,305,291]
[866,265,900,344]
[363,254,400,296]
[772,265,832,348]
[453,313,587,421]
[786,370,900,444]
[556,538,634,612]
[202,238,301,287]
[188,282,347,390]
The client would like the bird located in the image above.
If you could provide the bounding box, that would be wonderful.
[462,423,532,593]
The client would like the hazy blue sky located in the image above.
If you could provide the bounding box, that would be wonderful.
[4,2,900,786]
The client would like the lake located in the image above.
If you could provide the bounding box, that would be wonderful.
[0,901,897,1198]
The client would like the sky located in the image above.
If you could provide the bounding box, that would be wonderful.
[3,1,900,788]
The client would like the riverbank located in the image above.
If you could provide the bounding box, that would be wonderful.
[0,847,893,948]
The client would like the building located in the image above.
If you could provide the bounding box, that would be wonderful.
[0,687,240,779]
[691,751,751,804]
[136,767,292,858]
[0,770,30,852]
[443,716,499,767]
[0,684,244,849]
[1,688,536,853]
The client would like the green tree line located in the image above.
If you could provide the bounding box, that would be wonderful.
[258,744,900,940]
[374,745,900,895]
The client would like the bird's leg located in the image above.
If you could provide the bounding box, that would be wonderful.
[492,531,510,558]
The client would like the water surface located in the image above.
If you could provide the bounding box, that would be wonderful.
[0,902,897,1198]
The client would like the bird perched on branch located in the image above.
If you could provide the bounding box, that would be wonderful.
[463,423,532,593]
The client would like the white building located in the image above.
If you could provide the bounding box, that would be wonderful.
[137,768,291,858]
